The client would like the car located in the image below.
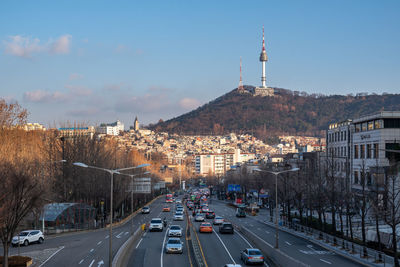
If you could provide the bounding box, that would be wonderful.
[176,199,182,204]
[194,213,205,222]
[12,230,44,247]
[165,238,183,254]
[201,206,210,213]
[176,207,184,212]
[141,206,150,214]
[149,218,163,232]
[224,265,242,267]
[163,207,171,212]
[213,216,224,225]
[219,222,234,234]
[205,211,215,219]
[168,225,182,237]
[241,248,264,265]
[199,222,213,233]
[174,212,184,221]
[236,207,246,218]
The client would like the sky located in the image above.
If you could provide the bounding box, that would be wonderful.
[1,0,399,128]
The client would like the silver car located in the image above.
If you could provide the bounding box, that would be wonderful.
[174,212,184,221]
[241,248,264,265]
[165,237,183,254]
[168,225,182,237]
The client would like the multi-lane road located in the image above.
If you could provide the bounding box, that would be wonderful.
[7,196,365,267]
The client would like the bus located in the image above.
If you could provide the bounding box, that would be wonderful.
[166,194,173,203]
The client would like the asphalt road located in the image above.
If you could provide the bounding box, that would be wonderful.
[7,197,166,267]
[209,199,364,267]
[127,200,191,267]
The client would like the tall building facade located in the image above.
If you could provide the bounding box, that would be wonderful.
[97,120,124,136]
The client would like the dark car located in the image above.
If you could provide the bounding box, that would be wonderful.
[219,222,234,234]
[205,211,215,219]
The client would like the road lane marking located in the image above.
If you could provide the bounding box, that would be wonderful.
[136,238,143,249]
[105,235,109,239]
[320,259,332,264]
[160,227,168,267]
[88,259,95,267]
[257,228,262,231]
[97,241,102,245]
[213,229,236,264]
[285,241,292,246]
[38,246,65,267]
[124,231,129,235]
[90,248,94,252]
[249,224,254,227]
[265,230,270,234]
[79,259,84,264]
[116,232,123,238]
[236,231,252,247]
[97,260,104,266]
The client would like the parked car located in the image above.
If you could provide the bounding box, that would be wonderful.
[12,230,44,247]
[149,218,163,232]
[241,248,264,265]
[141,206,150,214]
[219,222,234,234]
[165,238,183,254]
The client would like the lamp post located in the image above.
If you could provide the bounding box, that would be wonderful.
[73,162,150,267]
[254,167,299,249]
[118,171,150,234]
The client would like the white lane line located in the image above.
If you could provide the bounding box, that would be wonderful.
[90,248,94,252]
[320,259,332,264]
[257,228,262,231]
[38,246,65,267]
[265,230,270,234]
[105,235,109,239]
[124,231,129,235]
[136,238,143,249]
[160,227,168,267]
[249,224,254,227]
[236,231,252,247]
[88,259,95,267]
[285,241,292,246]
[213,229,236,264]
[97,241,102,245]
[79,259,84,264]
[116,232,123,238]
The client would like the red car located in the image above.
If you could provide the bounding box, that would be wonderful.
[199,222,213,233]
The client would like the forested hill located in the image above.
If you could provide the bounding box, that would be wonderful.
[149,87,400,139]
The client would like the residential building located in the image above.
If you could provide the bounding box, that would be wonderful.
[97,120,124,136]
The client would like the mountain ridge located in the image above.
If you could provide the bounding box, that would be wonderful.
[149,86,400,140]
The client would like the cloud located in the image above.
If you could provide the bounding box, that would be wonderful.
[4,35,42,58]
[69,73,84,80]
[23,90,67,103]
[179,97,201,110]
[3,34,72,58]
[64,84,92,96]
[50,35,71,54]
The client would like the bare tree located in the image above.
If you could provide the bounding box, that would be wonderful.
[0,99,28,128]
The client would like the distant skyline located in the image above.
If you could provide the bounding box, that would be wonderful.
[1,0,399,127]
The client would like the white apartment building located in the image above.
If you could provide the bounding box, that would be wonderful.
[351,111,400,194]
[97,120,124,136]
[194,149,256,176]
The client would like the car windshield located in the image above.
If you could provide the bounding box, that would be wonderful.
[19,232,29,236]
[151,219,161,223]
[249,250,261,255]
[168,239,180,244]
[202,223,211,226]
[170,226,180,230]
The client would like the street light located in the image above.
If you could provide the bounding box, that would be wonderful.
[254,167,299,249]
[117,171,150,234]
[73,162,150,267]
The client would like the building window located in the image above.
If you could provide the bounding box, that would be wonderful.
[344,131,347,141]
[367,144,371,158]
[355,124,361,132]
[375,120,383,129]
[360,144,365,158]
[367,172,372,186]
[384,118,400,128]
[362,122,367,132]
[368,121,374,131]
[354,171,359,184]
[354,145,359,159]
[374,143,379,158]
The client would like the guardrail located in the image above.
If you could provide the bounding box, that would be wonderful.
[186,209,207,267]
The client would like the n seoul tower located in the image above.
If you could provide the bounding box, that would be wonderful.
[259,25,268,88]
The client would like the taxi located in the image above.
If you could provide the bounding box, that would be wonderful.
[199,222,213,233]
[163,206,171,212]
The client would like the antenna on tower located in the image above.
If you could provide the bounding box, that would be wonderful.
[238,57,244,92]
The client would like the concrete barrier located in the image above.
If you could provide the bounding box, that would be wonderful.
[112,226,143,267]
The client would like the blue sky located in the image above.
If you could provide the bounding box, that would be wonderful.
[1,0,399,127]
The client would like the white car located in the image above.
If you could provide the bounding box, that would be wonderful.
[149,218,163,232]
[141,206,150,214]
[168,225,182,237]
[12,230,44,246]
[174,212,184,221]
[176,199,182,204]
